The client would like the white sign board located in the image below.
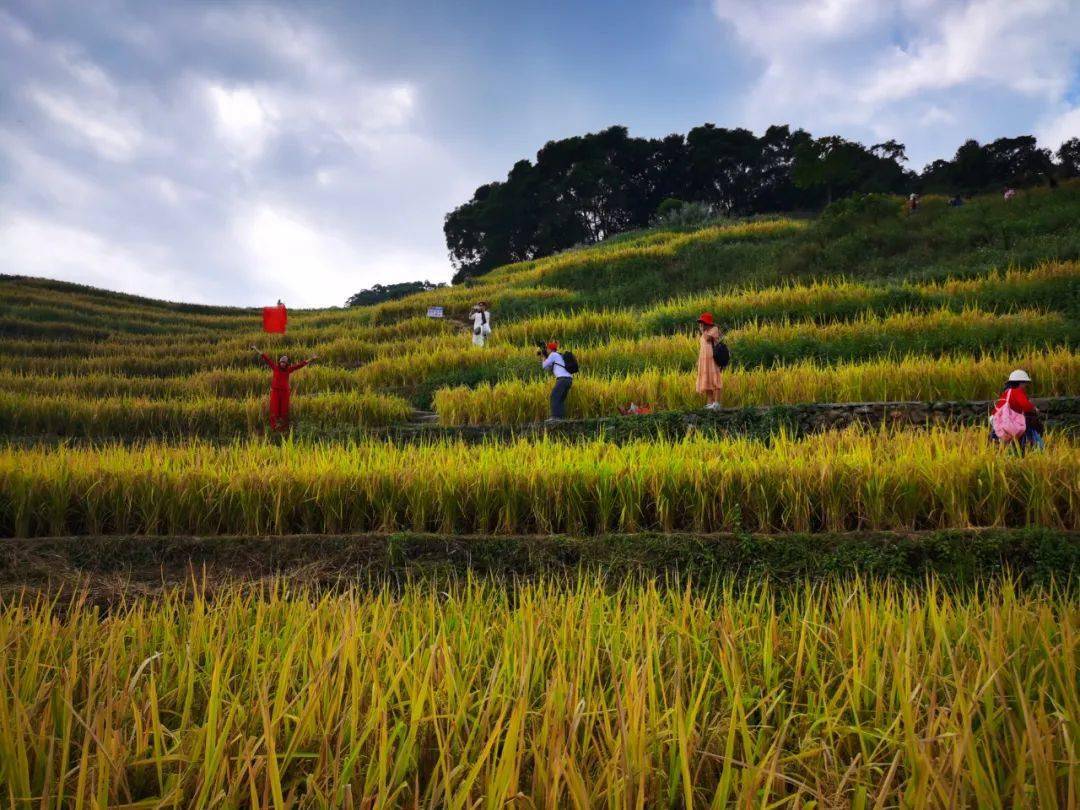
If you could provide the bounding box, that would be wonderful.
[426,306,444,319]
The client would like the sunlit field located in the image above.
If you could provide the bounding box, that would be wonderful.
[2,189,1079,807]
[1,578,1076,807]
[2,427,1077,537]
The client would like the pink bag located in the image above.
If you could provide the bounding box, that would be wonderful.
[992,389,1027,442]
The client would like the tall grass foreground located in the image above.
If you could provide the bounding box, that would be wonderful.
[0,577,1076,807]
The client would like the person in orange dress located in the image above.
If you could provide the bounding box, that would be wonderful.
[695,312,724,409]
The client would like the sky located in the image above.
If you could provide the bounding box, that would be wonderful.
[1,0,1078,307]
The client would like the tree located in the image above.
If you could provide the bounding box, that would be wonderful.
[346,280,444,307]
[443,125,1057,283]
[1056,138,1080,178]
[922,136,1053,193]
[792,136,907,203]
[446,126,689,283]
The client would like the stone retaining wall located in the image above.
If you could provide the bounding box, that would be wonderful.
[375,396,1080,443]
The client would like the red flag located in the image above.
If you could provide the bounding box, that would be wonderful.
[263,304,287,333]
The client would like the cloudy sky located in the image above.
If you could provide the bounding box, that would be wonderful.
[1,1,1078,307]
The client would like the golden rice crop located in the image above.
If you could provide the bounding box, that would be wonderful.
[3,324,455,376]
[485,261,1080,346]
[7,304,1069,397]
[66,306,1040,400]
[0,366,372,399]
[489,309,640,345]
[0,577,1075,807]
[0,282,256,326]
[1,427,1076,536]
[434,348,1080,425]
[0,390,411,438]
[369,284,575,325]
[644,260,1080,332]
[2,315,455,361]
[569,307,1071,374]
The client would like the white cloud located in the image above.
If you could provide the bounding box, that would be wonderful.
[713,0,1080,164]
[0,214,197,301]
[354,84,416,130]
[205,83,278,160]
[26,85,142,161]
[0,8,33,45]
[237,204,355,304]
[859,0,1073,106]
[236,203,446,307]
[0,128,98,207]
[1037,106,1080,150]
[0,2,463,306]
[919,106,957,127]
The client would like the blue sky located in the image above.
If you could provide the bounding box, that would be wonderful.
[1,0,1078,307]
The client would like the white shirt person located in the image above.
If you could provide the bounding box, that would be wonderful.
[470,303,491,347]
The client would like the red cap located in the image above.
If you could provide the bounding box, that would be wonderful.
[547,341,559,351]
[697,312,714,326]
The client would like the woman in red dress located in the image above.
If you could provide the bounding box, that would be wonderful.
[251,346,318,431]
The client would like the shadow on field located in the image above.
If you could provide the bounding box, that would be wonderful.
[2,529,1076,607]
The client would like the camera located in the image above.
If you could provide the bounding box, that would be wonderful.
[535,340,548,358]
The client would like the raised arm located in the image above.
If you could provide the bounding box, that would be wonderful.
[287,354,316,373]
[253,347,274,369]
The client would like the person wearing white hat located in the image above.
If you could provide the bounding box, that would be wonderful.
[990,369,1044,450]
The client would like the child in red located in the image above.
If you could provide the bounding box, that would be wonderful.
[251,346,318,431]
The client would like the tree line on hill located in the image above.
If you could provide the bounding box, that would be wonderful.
[441,125,1080,283]
[346,280,445,307]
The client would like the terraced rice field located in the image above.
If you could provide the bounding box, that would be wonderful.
[2,191,1079,806]
[2,253,1078,433]
[3,427,1077,537]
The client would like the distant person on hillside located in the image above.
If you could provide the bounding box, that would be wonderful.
[948,195,964,207]
[696,313,727,410]
[251,346,318,431]
[907,192,920,214]
[1003,187,1016,201]
[990,369,1044,451]
[539,340,573,420]
[470,302,491,347]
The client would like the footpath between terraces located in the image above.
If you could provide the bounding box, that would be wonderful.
[3,396,1076,445]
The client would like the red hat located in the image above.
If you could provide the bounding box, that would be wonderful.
[547,341,559,351]
[697,312,714,326]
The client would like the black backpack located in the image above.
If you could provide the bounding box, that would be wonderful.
[560,351,580,374]
[712,341,730,369]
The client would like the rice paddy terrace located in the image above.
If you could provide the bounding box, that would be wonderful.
[1,187,1079,805]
